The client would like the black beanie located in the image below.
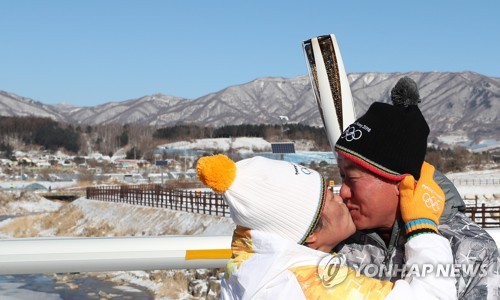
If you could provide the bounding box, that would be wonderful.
[335,77,429,181]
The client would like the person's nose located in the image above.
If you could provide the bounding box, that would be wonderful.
[339,182,351,202]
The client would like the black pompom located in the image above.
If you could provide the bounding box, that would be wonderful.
[391,77,421,107]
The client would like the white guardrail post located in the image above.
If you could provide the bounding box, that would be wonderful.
[0,235,232,275]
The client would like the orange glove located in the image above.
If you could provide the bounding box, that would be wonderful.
[399,162,445,239]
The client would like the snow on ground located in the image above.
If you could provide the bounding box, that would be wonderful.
[436,132,469,144]
[100,271,161,297]
[446,169,499,181]
[162,137,271,152]
[0,181,76,190]
[434,133,500,152]
[0,191,63,216]
[258,151,335,164]
[160,137,318,152]
[5,197,62,214]
[445,169,500,204]
[70,197,235,237]
[0,282,60,300]
[0,196,235,238]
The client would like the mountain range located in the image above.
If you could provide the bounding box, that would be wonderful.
[1,71,499,150]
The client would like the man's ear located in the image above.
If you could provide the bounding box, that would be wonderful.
[395,181,400,196]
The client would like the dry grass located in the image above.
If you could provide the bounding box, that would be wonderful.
[0,215,43,237]
[0,202,118,237]
[75,180,93,188]
[0,192,12,214]
[80,223,115,237]
[41,206,85,236]
[156,271,196,300]
[0,191,43,215]
[43,204,117,237]
[0,204,83,237]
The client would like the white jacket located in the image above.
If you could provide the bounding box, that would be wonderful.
[221,228,456,299]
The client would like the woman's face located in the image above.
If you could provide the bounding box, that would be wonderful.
[306,188,356,252]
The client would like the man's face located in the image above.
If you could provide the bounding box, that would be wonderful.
[337,156,400,231]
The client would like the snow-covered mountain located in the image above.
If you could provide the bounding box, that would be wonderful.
[0,90,66,121]
[1,72,499,148]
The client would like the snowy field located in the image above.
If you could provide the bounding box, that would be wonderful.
[445,169,500,205]
[0,180,76,190]
[159,137,335,164]
[161,137,273,152]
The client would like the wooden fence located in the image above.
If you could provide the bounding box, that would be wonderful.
[464,204,500,228]
[451,178,500,186]
[86,184,229,217]
[87,184,500,227]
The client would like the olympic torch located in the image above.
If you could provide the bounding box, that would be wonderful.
[302,34,356,151]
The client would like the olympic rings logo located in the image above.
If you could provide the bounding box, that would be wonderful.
[341,126,362,142]
[422,192,440,212]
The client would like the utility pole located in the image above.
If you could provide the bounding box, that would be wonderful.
[278,115,290,161]
[278,115,289,141]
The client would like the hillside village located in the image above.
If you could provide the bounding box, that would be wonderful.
[0,147,194,185]
[0,137,310,187]
[1,137,498,190]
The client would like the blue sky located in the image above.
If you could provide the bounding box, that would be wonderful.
[1,1,499,107]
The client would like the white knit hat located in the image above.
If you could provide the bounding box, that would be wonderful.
[197,154,326,244]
